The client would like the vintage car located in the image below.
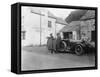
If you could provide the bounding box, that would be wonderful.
[60,39,95,55]
[47,37,95,55]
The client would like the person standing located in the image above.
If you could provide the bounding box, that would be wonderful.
[56,33,61,52]
[47,33,55,53]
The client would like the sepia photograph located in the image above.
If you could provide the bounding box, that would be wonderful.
[21,5,96,71]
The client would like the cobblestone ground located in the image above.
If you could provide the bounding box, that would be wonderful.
[21,46,95,71]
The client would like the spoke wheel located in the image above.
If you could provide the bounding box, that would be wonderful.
[75,45,84,55]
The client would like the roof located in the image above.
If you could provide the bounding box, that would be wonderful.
[60,25,79,32]
[56,17,68,25]
[60,21,81,32]
[69,21,81,26]
[80,10,95,20]
[48,11,57,19]
[62,10,95,32]
[65,10,87,23]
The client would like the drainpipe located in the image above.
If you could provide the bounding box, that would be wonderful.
[40,10,42,46]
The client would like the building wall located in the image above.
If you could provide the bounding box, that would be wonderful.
[80,19,95,41]
[21,9,56,46]
[64,19,95,41]
[68,21,81,40]
[22,12,41,46]
[41,17,56,45]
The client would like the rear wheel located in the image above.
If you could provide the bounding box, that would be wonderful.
[75,45,84,55]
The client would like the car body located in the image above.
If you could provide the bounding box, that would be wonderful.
[47,37,95,55]
[60,39,95,55]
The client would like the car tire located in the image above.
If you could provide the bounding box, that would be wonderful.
[60,41,67,51]
[75,45,84,56]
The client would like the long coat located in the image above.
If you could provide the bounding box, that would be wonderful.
[47,37,56,50]
[56,36,61,50]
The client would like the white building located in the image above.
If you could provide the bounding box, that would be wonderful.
[21,7,67,46]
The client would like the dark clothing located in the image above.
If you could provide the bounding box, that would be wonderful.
[47,37,56,51]
[56,36,61,50]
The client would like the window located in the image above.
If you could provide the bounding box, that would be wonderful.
[48,21,52,28]
[21,31,26,40]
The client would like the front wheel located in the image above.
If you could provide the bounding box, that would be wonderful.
[75,45,84,56]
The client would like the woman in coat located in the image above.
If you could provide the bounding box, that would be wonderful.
[47,33,56,53]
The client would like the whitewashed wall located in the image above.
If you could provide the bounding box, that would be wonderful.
[41,17,56,45]
[22,11,41,46]
[21,7,56,46]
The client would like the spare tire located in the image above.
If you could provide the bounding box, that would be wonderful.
[75,45,84,55]
[60,41,67,51]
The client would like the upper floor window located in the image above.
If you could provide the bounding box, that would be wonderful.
[48,21,52,28]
